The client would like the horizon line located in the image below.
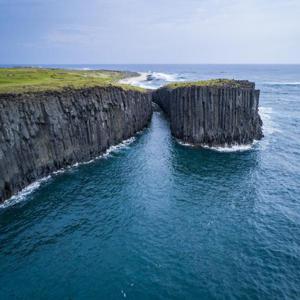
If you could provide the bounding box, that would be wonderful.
[1,63,300,66]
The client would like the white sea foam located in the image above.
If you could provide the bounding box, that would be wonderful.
[0,136,137,209]
[102,136,136,158]
[203,142,256,153]
[120,71,185,89]
[176,139,195,147]
[0,176,51,209]
[119,72,149,86]
[177,139,256,152]
[259,106,280,135]
[151,72,180,82]
[121,290,127,298]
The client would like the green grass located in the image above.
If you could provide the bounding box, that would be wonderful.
[0,68,145,94]
[166,79,252,89]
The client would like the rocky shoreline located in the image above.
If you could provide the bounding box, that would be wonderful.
[0,78,263,203]
[0,86,152,202]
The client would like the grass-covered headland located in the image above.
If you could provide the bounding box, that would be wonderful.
[0,68,144,94]
[166,79,254,89]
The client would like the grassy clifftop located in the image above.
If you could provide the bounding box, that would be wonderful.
[166,79,254,89]
[0,68,145,94]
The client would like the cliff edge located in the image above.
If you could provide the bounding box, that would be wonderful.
[153,79,263,147]
[0,70,264,203]
[0,86,152,202]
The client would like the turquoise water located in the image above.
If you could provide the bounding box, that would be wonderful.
[0,65,300,299]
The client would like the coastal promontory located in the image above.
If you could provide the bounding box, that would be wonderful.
[0,68,152,202]
[0,70,264,203]
[153,79,263,147]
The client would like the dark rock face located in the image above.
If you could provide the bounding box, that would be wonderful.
[0,80,264,202]
[153,81,263,146]
[0,87,152,202]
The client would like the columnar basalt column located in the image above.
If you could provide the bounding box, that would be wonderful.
[153,79,263,146]
[0,86,152,202]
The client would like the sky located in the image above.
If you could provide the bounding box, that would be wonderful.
[0,0,299,64]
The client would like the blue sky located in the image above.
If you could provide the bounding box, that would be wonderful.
[0,0,299,64]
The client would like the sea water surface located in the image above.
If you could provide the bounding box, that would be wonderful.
[0,65,300,299]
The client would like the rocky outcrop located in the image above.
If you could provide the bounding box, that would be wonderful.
[153,80,263,146]
[0,78,264,202]
[0,86,152,202]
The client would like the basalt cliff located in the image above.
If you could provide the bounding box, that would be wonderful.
[0,79,263,203]
[153,80,263,146]
[0,86,152,202]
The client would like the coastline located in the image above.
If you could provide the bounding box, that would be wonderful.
[0,68,264,203]
[119,72,152,89]
[0,85,152,203]
[0,133,142,209]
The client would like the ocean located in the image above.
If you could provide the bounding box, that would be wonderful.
[0,64,299,299]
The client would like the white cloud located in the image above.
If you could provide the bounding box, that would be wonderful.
[1,0,300,63]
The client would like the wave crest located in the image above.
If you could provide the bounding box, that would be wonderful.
[150,72,180,82]
[177,139,256,152]
[120,71,185,89]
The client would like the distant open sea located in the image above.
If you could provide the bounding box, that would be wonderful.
[0,64,300,299]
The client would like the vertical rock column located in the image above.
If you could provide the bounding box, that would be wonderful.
[153,80,263,146]
[0,86,152,202]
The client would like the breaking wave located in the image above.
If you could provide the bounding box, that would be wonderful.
[0,176,52,209]
[203,143,256,153]
[259,106,280,135]
[150,72,181,82]
[177,139,256,152]
[120,71,186,89]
